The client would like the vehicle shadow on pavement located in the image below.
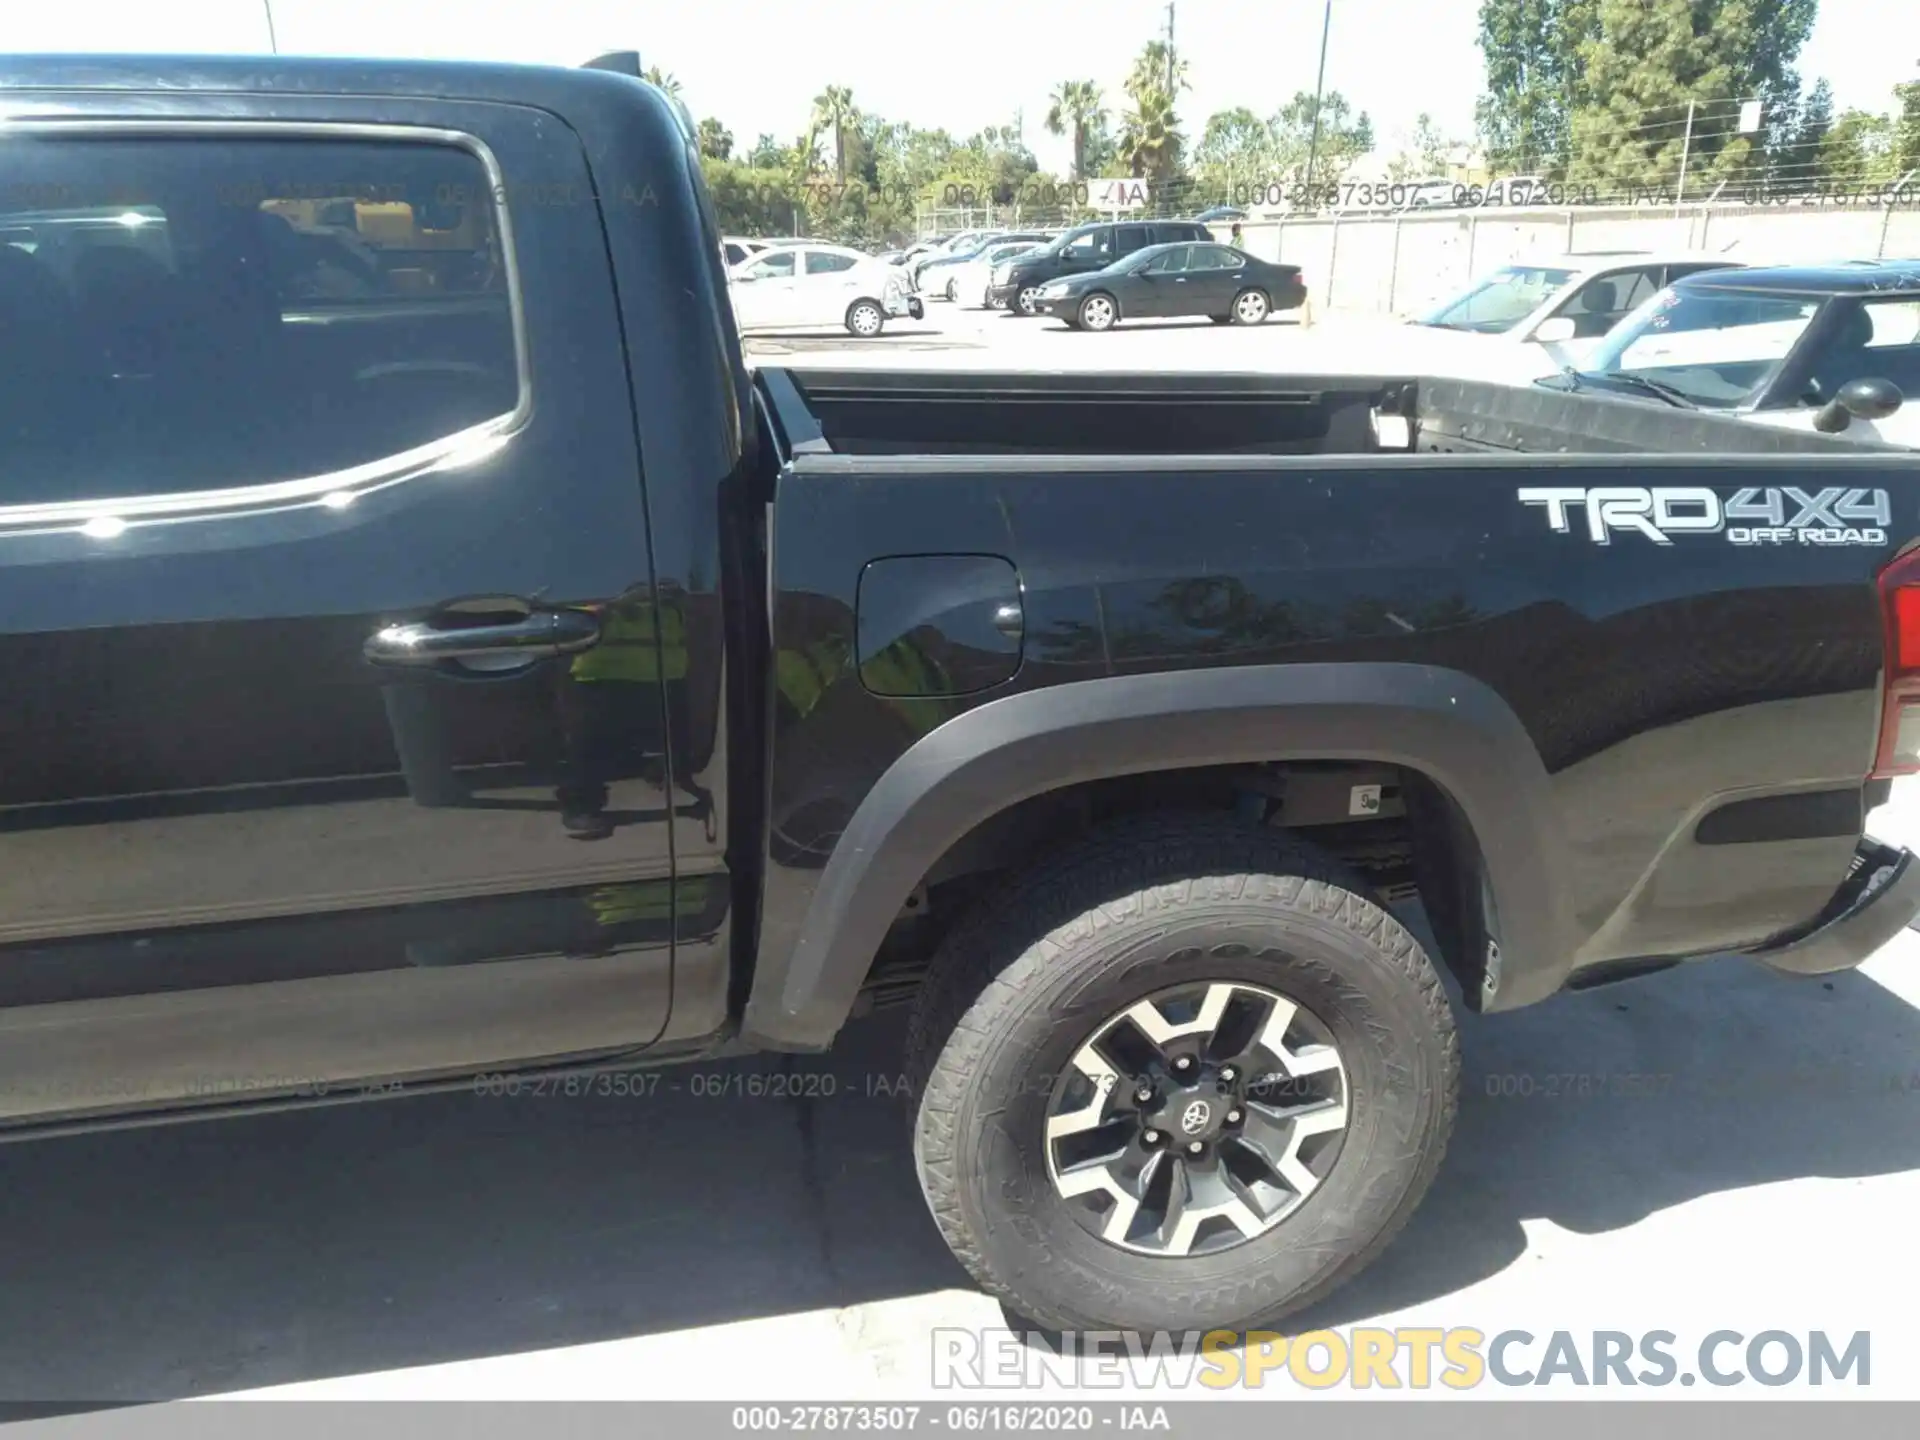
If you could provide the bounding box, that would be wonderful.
[1,953,1915,1400]
[1290,952,1920,1329]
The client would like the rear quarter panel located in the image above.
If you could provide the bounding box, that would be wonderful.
[760,449,1920,1018]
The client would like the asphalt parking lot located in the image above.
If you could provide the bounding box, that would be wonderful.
[7,306,1920,1407]
[742,292,1333,368]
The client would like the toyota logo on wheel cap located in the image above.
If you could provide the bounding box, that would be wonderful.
[1179,1100,1211,1135]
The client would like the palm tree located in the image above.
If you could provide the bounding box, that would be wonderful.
[642,65,682,99]
[1127,41,1190,102]
[809,85,860,184]
[1045,80,1106,180]
[1119,88,1182,182]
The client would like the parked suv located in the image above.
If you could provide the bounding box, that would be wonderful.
[992,219,1213,315]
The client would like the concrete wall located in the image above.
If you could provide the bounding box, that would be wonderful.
[1219,203,1920,317]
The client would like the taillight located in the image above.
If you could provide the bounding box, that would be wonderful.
[1873,547,1920,776]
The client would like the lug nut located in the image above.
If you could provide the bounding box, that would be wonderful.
[1227,1109,1242,1124]
[1135,1086,1153,1103]
[1143,1130,1162,1146]
[1220,1066,1237,1083]
[1173,1056,1193,1072]
[1187,1141,1203,1155]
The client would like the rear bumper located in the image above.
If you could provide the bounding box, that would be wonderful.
[1745,838,1920,976]
[1275,283,1308,312]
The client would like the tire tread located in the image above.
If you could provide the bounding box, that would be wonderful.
[903,811,1459,1332]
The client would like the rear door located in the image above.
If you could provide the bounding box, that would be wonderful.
[1184,244,1247,313]
[802,246,865,323]
[0,100,684,1125]
[1113,223,1155,261]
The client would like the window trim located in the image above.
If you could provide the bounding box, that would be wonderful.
[0,118,532,539]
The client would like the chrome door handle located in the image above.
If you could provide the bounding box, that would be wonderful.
[365,608,602,667]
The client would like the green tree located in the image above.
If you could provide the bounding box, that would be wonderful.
[1129,41,1190,102]
[642,65,682,98]
[696,117,734,161]
[1194,107,1273,195]
[1773,77,1832,194]
[1818,109,1897,189]
[1474,0,1597,175]
[1270,91,1374,191]
[809,85,860,184]
[1895,81,1920,174]
[1118,40,1190,189]
[1388,113,1461,180]
[746,133,784,169]
[1563,0,1816,196]
[1046,80,1107,180]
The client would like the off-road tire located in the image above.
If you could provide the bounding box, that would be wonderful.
[904,812,1459,1334]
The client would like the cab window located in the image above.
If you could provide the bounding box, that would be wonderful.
[0,134,520,508]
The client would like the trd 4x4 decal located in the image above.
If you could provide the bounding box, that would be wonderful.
[1518,486,1890,546]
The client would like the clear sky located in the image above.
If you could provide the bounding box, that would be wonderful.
[7,0,1917,175]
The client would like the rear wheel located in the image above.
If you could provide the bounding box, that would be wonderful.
[845,299,886,337]
[1231,288,1271,325]
[1077,292,1118,331]
[905,814,1459,1333]
[945,277,960,302]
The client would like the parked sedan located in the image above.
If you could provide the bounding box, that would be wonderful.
[1032,241,1305,330]
[953,239,1048,309]
[914,232,1051,298]
[728,243,922,336]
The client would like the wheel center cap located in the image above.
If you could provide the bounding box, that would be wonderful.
[1150,1084,1224,1141]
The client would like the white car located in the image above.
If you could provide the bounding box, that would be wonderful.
[727,243,921,337]
[955,240,1047,309]
[1393,251,1747,384]
[722,236,768,268]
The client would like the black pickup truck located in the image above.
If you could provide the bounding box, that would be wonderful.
[5,53,1920,1337]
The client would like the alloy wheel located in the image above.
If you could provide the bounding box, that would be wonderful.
[1044,980,1350,1257]
[1080,294,1116,331]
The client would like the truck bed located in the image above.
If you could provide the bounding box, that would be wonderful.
[758,367,1894,459]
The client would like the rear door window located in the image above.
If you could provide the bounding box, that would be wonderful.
[0,134,521,509]
[1062,227,1114,262]
[1115,224,1154,255]
[1189,246,1244,271]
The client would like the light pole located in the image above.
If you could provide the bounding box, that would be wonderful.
[1303,0,1332,196]
[262,0,280,54]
